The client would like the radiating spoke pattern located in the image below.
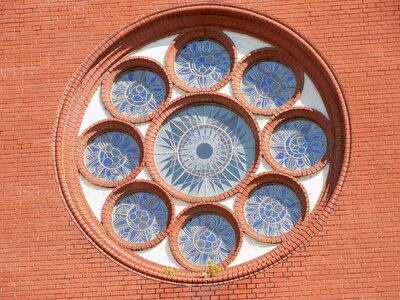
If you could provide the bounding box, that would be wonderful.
[245,184,301,237]
[112,192,169,244]
[154,105,256,197]
[270,119,327,170]
[111,69,166,118]
[175,39,230,88]
[241,61,296,110]
[178,214,236,266]
[84,131,140,181]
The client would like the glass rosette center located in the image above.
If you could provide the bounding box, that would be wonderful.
[154,105,256,198]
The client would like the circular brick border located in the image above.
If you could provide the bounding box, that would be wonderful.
[102,57,172,123]
[232,48,304,115]
[54,4,351,285]
[145,93,261,203]
[165,28,237,93]
[262,107,333,177]
[235,172,309,244]
[169,203,243,272]
[76,119,145,188]
[101,180,175,251]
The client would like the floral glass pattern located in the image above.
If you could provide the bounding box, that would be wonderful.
[154,105,255,197]
[178,214,236,266]
[244,184,301,237]
[111,69,166,119]
[112,192,169,244]
[175,39,230,88]
[270,119,327,170]
[241,61,297,110]
[84,131,140,181]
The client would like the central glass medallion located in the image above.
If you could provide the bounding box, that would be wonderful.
[154,105,256,197]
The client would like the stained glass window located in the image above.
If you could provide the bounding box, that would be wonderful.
[84,131,141,181]
[270,119,327,170]
[112,192,169,244]
[111,69,166,119]
[175,39,230,88]
[244,184,301,237]
[178,214,236,266]
[69,23,340,280]
[154,105,255,197]
[241,61,296,110]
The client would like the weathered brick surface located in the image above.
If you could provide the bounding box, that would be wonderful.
[1,0,399,298]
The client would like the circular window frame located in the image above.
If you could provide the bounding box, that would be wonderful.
[102,57,172,123]
[76,119,145,188]
[169,203,242,272]
[235,172,309,244]
[232,48,304,115]
[145,92,261,203]
[165,28,237,92]
[262,107,333,177]
[55,4,351,285]
[101,180,175,251]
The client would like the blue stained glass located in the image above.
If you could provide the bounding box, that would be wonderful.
[270,119,327,171]
[112,192,169,244]
[178,214,236,266]
[241,61,297,110]
[111,69,166,118]
[175,39,231,88]
[244,184,301,237]
[84,131,140,181]
[154,105,256,197]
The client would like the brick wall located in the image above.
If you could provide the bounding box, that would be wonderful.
[1,0,399,298]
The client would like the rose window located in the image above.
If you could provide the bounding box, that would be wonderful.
[56,6,349,284]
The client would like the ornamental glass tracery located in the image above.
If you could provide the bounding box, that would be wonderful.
[241,61,297,110]
[175,39,231,88]
[178,214,236,266]
[270,119,327,170]
[112,192,169,244]
[154,105,255,197]
[244,184,301,237]
[84,131,141,182]
[111,69,166,119]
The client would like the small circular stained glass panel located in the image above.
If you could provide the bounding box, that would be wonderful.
[175,39,230,88]
[245,184,301,237]
[112,192,169,244]
[84,131,140,182]
[270,119,327,170]
[111,69,166,119]
[154,105,256,197]
[241,61,296,110]
[178,214,236,266]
